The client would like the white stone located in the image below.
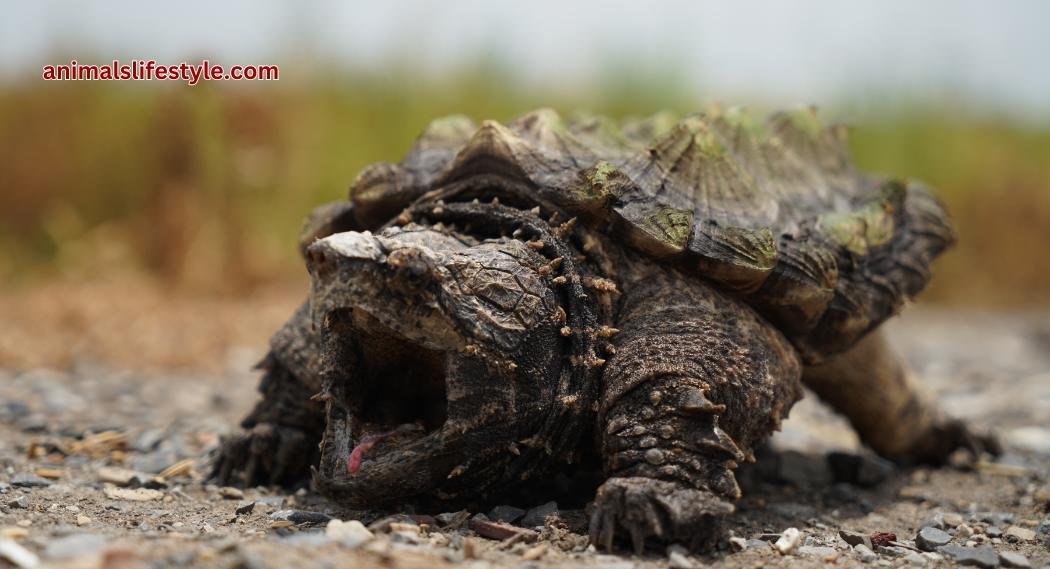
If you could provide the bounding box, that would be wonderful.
[775,527,802,554]
[325,519,374,548]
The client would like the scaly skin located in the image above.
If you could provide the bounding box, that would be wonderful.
[592,262,803,552]
[214,108,998,553]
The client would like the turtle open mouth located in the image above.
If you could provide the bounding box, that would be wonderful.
[340,307,451,474]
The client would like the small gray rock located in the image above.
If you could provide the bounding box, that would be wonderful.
[878,545,911,557]
[269,509,333,525]
[1036,515,1049,535]
[797,545,837,558]
[985,526,1003,538]
[916,526,952,551]
[131,428,166,452]
[998,551,1030,568]
[1003,525,1035,542]
[975,512,1015,526]
[6,496,29,509]
[520,501,558,527]
[937,544,999,568]
[487,505,525,524]
[129,450,177,474]
[745,539,771,550]
[854,543,877,562]
[11,473,51,488]
[903,552,928,566]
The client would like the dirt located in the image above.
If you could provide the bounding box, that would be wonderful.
[1,294,1048,568]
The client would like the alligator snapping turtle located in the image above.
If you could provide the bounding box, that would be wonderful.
[215,107,995,550]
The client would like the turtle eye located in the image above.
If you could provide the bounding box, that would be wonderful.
[386,248,435,285]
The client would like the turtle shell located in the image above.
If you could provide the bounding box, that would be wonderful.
[314,107,953,362]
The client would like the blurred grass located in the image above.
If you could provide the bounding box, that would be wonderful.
[1,71,1048,305]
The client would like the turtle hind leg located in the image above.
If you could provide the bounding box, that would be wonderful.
[802,329,999,465]
[213,352,325,488]
[591,270,803,552]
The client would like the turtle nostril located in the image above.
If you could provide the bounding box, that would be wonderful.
[310,249,328,269]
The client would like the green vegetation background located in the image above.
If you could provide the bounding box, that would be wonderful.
[2,72,1048,305]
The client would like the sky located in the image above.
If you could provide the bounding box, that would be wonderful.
[3,0,1049,121]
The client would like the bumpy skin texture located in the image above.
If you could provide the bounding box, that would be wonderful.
[214,108,995,552]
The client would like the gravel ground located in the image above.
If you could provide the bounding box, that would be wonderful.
[1,309,1048,569]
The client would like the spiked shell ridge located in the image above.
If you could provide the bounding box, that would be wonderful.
[334,107,954,361]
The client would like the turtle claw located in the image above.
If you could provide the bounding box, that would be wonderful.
[212,422,316,488]
[897,417,1001,466]
[588,477,734,553]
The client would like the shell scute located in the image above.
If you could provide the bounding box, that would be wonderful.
[336,108,954,359]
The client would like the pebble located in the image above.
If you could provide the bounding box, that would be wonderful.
[902,552,927,566]
[75,515,91,526]
[96,467,143,487]
[745,539,771,550]
[728,536,747,551]
[942,513,965,527]
[11,474,51,488]
[129,450,177,475]
[936,544,999,568]
[878,545,912,557]
[487,505,525,524]
[218,487,243,500]
[325,519,374,548]
[43,533,108,559]
[235,502,256,516]
[774,527,801,554]
[7,496,29,509]
[999,551,1031,568]
[520,501,559,528]
[103,487,163,501]
[667,550,694,569]
[0,537,39,568]
[985,526,1003,538]
[956,524,975,538]
[1003,525,1035,542]
[916,526,952,551]
[797,545,837,559]
[435,511,471,529]
[840,529,872,548]
[269,510,332,526]
[854,543,877,562]
[976,512,1015,526]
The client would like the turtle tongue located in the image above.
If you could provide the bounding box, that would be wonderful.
[347,423,423,474]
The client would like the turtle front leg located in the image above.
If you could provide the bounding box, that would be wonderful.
[802,329,999,464]
[591,273,803,552]
[213,303,325,488]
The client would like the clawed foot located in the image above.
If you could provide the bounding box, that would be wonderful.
[901,418,1001,466]
[588,477,734,553]
[212,423,317,488]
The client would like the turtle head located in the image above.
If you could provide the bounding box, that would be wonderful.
[305,225,577,506]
